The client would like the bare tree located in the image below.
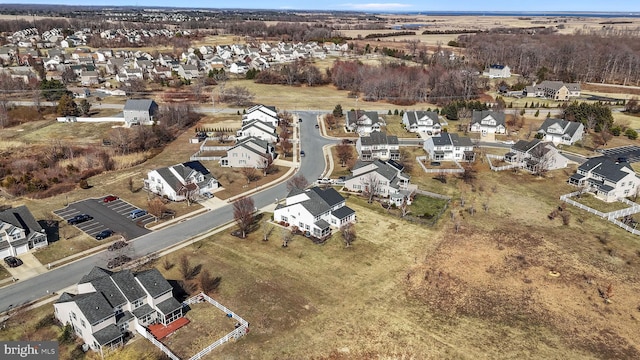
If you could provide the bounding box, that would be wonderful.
[361,173,381,203]
[281,227,292,247]
[199,269,221,294]
[147,198,167,218]
[233,196,255,238]
[242,167,260,183]
[325,114,337,130]
[259,154,275,176]
[287,174,309,191]
[262,221,274,241]
[340,222,356,248]
[336,143,354,167]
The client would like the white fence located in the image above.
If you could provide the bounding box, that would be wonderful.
[560,192,640,235]
[485,153,523,172]
[416,156,464,174]
[134,321,180,360]
[57,116,124,123]
[184,292,249,360]
[190,150,222,161]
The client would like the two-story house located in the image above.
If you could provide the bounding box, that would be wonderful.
[54,267,184,354]
[568,157,640,202]
[402,111,443,134]
[177,64,200,80]
[145,161,219,201]
[423,132,475,162]
[482,64,511,78]
[470,110,506,135]
[0,205,48,258]
[537,118,584,145]
[236,120,278,143]
[274,187,356,239]
[123,99,158,126]
[345,111,385,135]
[525,81,581,101]
[344,159,412,198]
[242,104,279,128]
[355,131,399,161]
[504,139,568,173]
[220,137,275,168]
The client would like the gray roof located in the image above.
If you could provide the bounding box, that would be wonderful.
[0,205,43,237]
[287,186,347,217]
[471,110,506,127]
[577,157,635,183]
[538,118,582,137]
[309,187,344,207]
[404,111,439,126]
[229,137,271,156]
[91,275,127,308]
[135,269,172,298]
[74,292,114,325]
[512,139,541,153]
[360,131,398,146]
[124,99,157,112]
[449,133,474,147]
[93,324,123,345]
[332,206,355,220]
[132,303,155,318]
[156,297,182,315]
[346,110,381,128]
[314,219,331,230]
[153,161,216,193]
[111,270,146,302]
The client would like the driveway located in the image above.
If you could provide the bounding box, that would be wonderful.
[54,196,153,241]
[3,253,47,281]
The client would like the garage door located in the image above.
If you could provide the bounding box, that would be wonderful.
[0,247,12,258]
[14,244,29,256]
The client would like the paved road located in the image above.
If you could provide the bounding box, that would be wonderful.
[0,111,335,313]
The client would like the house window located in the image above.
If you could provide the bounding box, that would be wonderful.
[131,298,144,309]
[299,222,304,228]
[305,225,310,230]
[80,319,86,328]
[281,216,288,222]
[71,312,77,320]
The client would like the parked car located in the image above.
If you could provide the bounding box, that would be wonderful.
[129,209,147,219]
[4,256,22,268]
[315,124,319,129]
[103,195,118,203]
[300,150,305,157]
[68,214,93,225]
[298,118,303,122]
[318,178,333,184]
[337,176,347,182]
[108,240,128,251]
[617,157,629,163]
[95,229,114,240]
[107,255,131,269]
[202,192,214,199]
[430,161,441,167]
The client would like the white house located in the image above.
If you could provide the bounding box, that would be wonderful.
[402,111,443,134]
[345,110,385,135]
[242,104,279,128]
[123,99,158,126]
[483,64,511,78]
[537,118,584,146]
[54,267,184,354]
[344,159,412,198]
[220,137,275,168]
[229,61,249,74]
[145,161,219,201]
[274,187,356,239]
[568,157,640,202]
[236,120,278,143]
[470,110,506,135]
[177,64,200,80]
[423,132,475,162]
[355,131,399,161]
[0,205,48,258]
[504,139,568,173]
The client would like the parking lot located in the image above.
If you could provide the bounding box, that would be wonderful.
[54,195,154,241]
[597,145,640,163]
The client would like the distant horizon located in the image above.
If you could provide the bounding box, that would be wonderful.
[1,1,639,14]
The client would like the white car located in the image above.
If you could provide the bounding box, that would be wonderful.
[317,178,333,184]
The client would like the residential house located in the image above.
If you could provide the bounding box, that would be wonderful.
[220,137,275,168]
[537,118,584,145]
[236,120,278,143]
[504,139,568,173]
[242,104,279,128]
[423,132,475,162]
[145,161,219,202]
[356,131,399,161]
[229,61,249,74]
[470,110,506,135]
[123,99,158,126]
[273,187,356,239]
[569,157,640,202]
[0,205,48,258]
[80,70,99,86]
[483,64,511,78]
[402,111,443,134]
[344,159,412,198]
[177,64,200,80]
[345,110,385,135]
[525,81,581,101]
[116,68,143,82]
[54,267,184,354]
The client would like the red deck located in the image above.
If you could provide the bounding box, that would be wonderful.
[148,317,190,340]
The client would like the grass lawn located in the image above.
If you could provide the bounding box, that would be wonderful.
[409,194,449,217]
[0,264,11,279]
[328,145,355,178]
[212,165,290,200]
[383,114,416,138]
[570,194,633,213]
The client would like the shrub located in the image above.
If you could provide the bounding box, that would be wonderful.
[625,128,638,140]
[78,179,89,189]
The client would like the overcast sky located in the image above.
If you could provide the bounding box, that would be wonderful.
[2,1,639,13]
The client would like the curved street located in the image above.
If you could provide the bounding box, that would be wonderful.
[0,111,334,313]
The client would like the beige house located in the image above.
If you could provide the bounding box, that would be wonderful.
[220,137,275,168]
[525,81,581,101]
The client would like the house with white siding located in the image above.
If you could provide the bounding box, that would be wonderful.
[568,157,640,202]
[220,137,275,168]
[54,267,184,355]
[345,110,385,135]
[274,187,356,239]
[343,159,412,198]
[483,64,511,78]
[470,110,506,135]
[236,120,278,143]
[355,131,399,161]
[402,111,443,134]
[145,161,219,201]
[537,118,584,145]
[242,104,279,128]
[0,205,48,258]
[504,139,568,173]
[423,132,475,162]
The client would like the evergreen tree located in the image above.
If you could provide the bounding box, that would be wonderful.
[56,94,79,116]
[333,104,344,118]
